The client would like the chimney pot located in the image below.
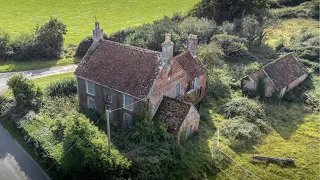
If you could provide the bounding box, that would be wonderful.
[161,33,174,66]
[93,21,103,43]
[187,34,198,58]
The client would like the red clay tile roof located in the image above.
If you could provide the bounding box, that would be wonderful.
[153,96,192,136]
[263,54,308,90]
[174,51,207,79]
[74,40,162,98]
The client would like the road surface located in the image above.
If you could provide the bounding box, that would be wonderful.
[0,65,77,94]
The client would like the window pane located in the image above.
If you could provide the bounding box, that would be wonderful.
[105,88,112,102]
[87,81,95,95]
[124,94,133,111]
[194,77,200,89]
[175,82,181,97]
[88,98,95,109]
[124,114,132,128]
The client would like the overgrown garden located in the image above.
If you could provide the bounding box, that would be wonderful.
[0,0,319,179]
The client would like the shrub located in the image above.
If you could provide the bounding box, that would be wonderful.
[75,36,93,57]
[212,33,247,55]
[107,28,135,43]
[125,16,184,55]
[9,33,36,61]
[222,98,265,120]
[45,76,77,97]
[34,17,67,59]
[310,0,319,19]
[207,69,231,100]
[198,42,225,67]
[7,74,42,110]
[223,118,263,150]
[0,30,10,59]
[178,17,217,43]
[62,113,132,178]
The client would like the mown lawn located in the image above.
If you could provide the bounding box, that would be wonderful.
[3,72,74,97]
[264,18,319,49]
[0,58,79,73]
[0,0,198,45]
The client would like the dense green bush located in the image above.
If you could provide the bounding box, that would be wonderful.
[45,76,77,97]
[75,36,93,57]
[310,0,319,19]
[207,69,231,100]
[189,0,268,24]
[0,30,10,59]
[223,117,263,150]
[223,98,265,120]
[178,17,217,43]
[212,33,247,55]
[111,118,180,180]
[7,74,42,110]
[125,16,184,55]
[34,17,67,59]
[0,18,66,61]
[198,42,225,67]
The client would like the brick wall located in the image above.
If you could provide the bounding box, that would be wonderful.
[178,105,200,139]
[76,77,146,127]
[148,59,189,116]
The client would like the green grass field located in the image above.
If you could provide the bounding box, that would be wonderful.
[265,18,319,49]
[0,0,198,45]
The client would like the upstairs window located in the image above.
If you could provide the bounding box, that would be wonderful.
[86,80,95,96]
[194,77,200,90]
[175,82,181,98]
[123,94,133,111]
[105,87,112,103]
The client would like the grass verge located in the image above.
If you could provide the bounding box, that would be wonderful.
[2,72,74,98]
[0,58,79,73]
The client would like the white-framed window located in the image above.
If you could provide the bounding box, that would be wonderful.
[186,124,193,136]
[105,87,112,103]
[194,77,200,90]
[87,97,95,109]
[175,82,181,98]
[123,94,133,111]
[123,113,133,128]
[86,80,95,96]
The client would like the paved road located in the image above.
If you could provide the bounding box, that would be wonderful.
[0,65,77,180]
[0,65,77,94]
[0,124,51,180]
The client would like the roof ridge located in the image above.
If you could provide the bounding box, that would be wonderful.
[102,39,161,55]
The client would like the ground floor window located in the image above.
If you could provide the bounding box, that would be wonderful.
[186,124,193,136]
[87,97,95,109]
[123,113,133,128]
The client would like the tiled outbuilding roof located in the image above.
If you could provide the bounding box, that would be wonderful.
[174,52,207,79]
[75,40,162,99]
[263,54,308,90]
[153,96,192,136]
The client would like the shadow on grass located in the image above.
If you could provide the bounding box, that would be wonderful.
[264,76,315,140]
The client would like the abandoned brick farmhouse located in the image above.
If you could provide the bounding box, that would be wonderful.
[74,22,207,138]
[241,53,308,98]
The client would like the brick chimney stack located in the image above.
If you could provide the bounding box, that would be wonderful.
[161,33,174,65]
[187,34,198,58]
[93,21,103,43]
